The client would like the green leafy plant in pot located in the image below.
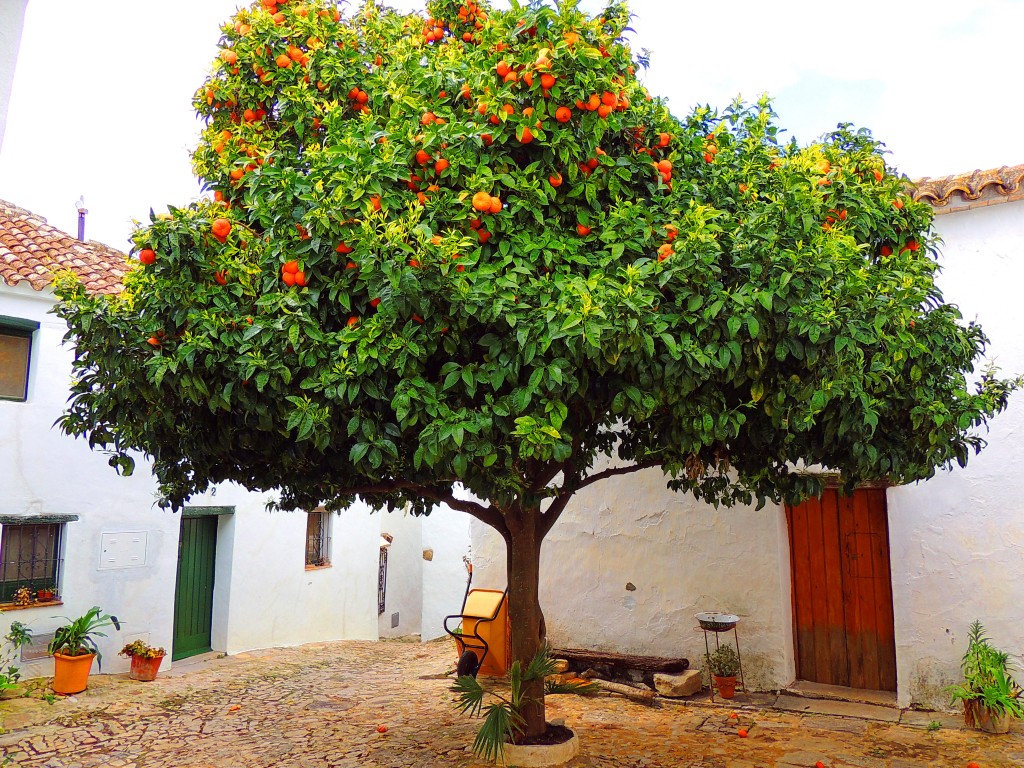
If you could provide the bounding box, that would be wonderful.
[451,646,594,763]
[47,606,120,694]
[119,640,167,682]
[706,644,741,699]
[946,620,1023,734]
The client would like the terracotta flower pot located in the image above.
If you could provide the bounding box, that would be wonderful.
[713,674,737,699]
[36,589,55,602]
[129,653,166,682]
[52,652,95,694]
[965,700,1012,734]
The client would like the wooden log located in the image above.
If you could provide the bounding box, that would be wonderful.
[553,647,689,673]
[591,678,657,704]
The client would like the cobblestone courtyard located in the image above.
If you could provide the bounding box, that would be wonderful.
[1,639,1022,767]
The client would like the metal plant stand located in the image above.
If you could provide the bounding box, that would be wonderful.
[696,612,745,702]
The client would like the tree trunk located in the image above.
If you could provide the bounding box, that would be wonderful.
[505,512,547,741]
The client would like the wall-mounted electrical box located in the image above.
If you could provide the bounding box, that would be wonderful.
[98,531,148,570]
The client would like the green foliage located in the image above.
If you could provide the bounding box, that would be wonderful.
[119,640,167,659]
[48,607,121,669]
[53,0,1019,517]
[705,644,741,677]
[947,620,1023,720]
[0,619,34,694]
[451,644,555,761]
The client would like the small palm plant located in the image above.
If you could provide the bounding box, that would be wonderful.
[451,646,594,762]
[48,607,120,669]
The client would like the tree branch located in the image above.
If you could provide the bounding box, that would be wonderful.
[343,480,508,537]
[539,492,573,538]
[572,459,661,492]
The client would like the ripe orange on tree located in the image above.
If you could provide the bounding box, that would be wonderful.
[211,218,232,240]
[139,249,157,265]
[472,191,492,212]
[555,106,572,123]
[548,172,562,188]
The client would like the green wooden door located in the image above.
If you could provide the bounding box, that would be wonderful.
[173,516,218,660]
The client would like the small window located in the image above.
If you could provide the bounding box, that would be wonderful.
[378,546,388,615]
[0,316,39,402]
[0,522,64,606]
[305,510,331,568]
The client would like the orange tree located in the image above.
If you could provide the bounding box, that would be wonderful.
[55,0,1018,740]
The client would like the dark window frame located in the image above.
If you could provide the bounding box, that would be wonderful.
[304,510,331,569]
[0,521,66,606]
[0,315,39,402]
[378,546,388,615]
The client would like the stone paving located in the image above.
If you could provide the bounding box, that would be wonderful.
[1,639,1022,767]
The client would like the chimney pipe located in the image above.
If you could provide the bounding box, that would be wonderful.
[75,196,87,242]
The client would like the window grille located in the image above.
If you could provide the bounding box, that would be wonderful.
[304,511,331,567]
[378,546,388,615]
[0,523,63,604]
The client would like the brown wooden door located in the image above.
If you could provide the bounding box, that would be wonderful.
[786,488,897,691]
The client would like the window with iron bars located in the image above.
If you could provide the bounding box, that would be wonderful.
[305,510,331,568]
[0,523,64,605]
[378,546,388,615]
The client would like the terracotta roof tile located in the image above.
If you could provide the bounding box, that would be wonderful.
[908,164,1024,211]
[0,198,128,294]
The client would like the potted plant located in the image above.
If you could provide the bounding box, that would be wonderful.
[706,644,741,699]
[451,646,593,764]
[36,584,57,602]
[119,640,167,681]
[47,606,120,694]
[947,621,1023,734]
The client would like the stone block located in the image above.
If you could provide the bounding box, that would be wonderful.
[654,670,702,697]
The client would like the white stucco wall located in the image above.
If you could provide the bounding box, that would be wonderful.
[1,284,179,678]
[470,197,1024,709]
[886,199,1024,708]
[377,507,423,638]
[470,469,793,690]
[184,486,381,654]
[421,504,473,641]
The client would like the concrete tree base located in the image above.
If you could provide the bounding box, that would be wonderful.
[499,729,580,767]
